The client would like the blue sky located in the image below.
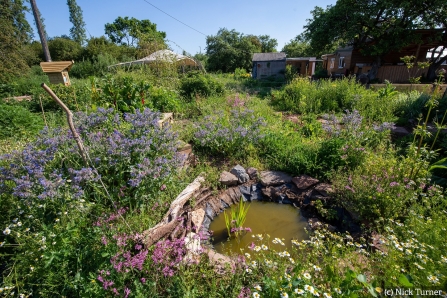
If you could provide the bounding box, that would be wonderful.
[26,0,335,56]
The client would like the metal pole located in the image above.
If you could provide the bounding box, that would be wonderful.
[30,0,52,62]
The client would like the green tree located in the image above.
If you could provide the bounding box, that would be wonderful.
[48,36,82,61]
[206,28,261,72]
[104,16,166,47]
[84,36,135,61]
[303,0,444,80]
[282,34,325,58]
[0,0,33,82]
[258,35,278,52]
[67,0,86,44]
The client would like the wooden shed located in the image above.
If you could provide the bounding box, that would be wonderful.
[252,53,286,80]
[40,61,74,86]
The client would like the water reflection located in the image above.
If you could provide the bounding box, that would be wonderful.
[210,201,308,254]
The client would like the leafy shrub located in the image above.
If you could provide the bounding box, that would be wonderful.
[393,91,430,124]
[333,155,422,221]
[179,71,224,100]
[149,86,181,112]
[70,53,119,79]
[193,108,266,156]
[0,103,44,139]
[271,77,393,122]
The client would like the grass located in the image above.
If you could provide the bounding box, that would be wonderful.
[1,69,447,297]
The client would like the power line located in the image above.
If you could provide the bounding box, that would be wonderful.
[141,0,207,36]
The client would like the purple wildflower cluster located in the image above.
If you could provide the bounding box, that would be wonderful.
[0,108,182,219]
[321,113,341,136]
[97,233,148,297]
[227,93,246,107]
[342,109,363,137]
[94,207,128,227]
[237,287,252,298]
[193,108,266,155]
[373,122,396,132]
[151,238,186,277]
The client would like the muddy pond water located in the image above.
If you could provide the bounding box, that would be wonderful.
[209,201,308,255]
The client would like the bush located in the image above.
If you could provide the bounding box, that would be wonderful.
[0,103,44,139]
[193,108,266,157]
[271,77,395,122]
[149,86,181,112]
[179,71,224,100]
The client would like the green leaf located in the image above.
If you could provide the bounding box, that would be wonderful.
[356,274,367,283]
[398,274,413,288]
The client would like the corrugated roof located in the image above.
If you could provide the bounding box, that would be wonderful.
[252,52,286,62]
[40,61,74,73]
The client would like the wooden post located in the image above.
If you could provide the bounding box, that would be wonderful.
[41,83,88,166]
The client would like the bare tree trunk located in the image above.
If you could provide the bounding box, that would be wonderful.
[30,0,51,62]
[368,56,381,81]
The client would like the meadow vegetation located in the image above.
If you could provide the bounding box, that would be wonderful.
[1,66,447,297]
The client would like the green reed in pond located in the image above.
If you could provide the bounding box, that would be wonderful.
[224,198,250,238]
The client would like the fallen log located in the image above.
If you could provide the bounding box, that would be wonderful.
[143,175,204,247]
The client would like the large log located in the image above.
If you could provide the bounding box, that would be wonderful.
[143,175,204,247]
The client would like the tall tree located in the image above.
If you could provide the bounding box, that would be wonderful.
[30,0,51,61]
[104,17,166,47]
[282,35,314,57]
[67,0,86,44]
[0,0,34,82]
[303,0,445,80]
[205,28,262,72]
[258,35,278,53]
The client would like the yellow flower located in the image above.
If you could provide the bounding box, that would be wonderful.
[375,287,382,294]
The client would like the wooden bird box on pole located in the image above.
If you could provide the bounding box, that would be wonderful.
[40,61,74,86]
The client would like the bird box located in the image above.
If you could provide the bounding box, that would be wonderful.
[40,61,74,86]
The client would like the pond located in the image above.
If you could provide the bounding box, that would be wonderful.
[209,200,308,255]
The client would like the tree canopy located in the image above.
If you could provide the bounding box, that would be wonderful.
[303,0,447,79]
[206,29,277,73]
[104,17,166,47]
[67,0,87,44]
[0,0,33,83]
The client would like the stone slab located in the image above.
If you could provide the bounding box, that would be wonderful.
[259,171,292,186]
[292,175,319,190]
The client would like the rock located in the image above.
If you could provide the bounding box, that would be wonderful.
[250,183,264,201]
[157,112,173,128]
[219,171,238,186]
[261,187,275,200]
[239,185,251,201]
[259,171,292,186]
[391,126,411,138]
[205,203,215,219]
[308,218,323,230]
[246,167,258,179]
[230,165,250,184]
[177,140,192,153]
[371,232,387,253]
[314,183,334,197]
[190,209,205,230]
[185,232,202,254]
[292,175,319,190]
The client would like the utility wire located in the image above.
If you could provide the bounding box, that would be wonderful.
[140,0,262,59]
[141,0,207,36]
